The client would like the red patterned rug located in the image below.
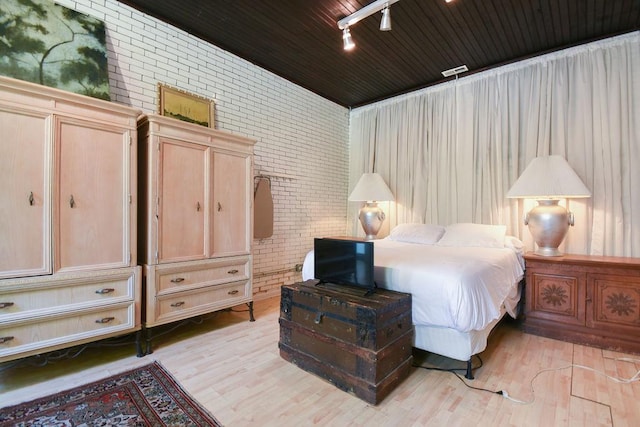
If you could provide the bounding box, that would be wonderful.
[0,362,222,426]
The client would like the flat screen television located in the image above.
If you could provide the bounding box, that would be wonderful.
[314,237,375,294]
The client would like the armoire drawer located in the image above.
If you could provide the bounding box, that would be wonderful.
[153,257,250,293]
[155,280,250,324]
[0,303,136,361]
[0,269,138,322]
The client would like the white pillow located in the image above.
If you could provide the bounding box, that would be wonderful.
[387,223,445,245]
[504,235,525,253]
[437,223,507,248]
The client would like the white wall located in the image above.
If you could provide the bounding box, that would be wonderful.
[56,0,350,299]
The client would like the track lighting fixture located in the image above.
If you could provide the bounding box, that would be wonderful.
[379,7,392,31]
[337,0,400,50]
[342,27,355,50]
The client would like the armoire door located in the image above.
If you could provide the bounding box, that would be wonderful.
[56,117,132,272]
[157,138,207,263]
[0,109,51,279]
[211,151,251,257]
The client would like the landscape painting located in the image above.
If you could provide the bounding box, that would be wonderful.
[0,0,110,100]
[158,83,215,128]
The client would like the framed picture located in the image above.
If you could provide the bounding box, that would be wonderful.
[1,0,110,100]
[157,83,215,128]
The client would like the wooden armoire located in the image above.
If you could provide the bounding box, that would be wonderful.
[137,114,255,347]
[0,76,141,363]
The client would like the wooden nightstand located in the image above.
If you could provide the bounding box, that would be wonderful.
[523,253,640,354]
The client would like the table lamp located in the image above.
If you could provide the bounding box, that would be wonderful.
[349,173,395,240]
[506,155,591,256]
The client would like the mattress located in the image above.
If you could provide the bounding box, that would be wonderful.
[302,239,524,333]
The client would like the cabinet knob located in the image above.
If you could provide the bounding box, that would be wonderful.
[28,192,35,206]
[0,336,15,344]
[170,277,185,283]
[95,288,115,294]
[95,317,115,324]
[170,301,185,307]
[0,302,14,309]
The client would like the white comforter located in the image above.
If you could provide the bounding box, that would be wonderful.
[302,239,524,332]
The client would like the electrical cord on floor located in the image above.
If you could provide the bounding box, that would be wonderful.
[413,356,640,405]
[413,355,498,396]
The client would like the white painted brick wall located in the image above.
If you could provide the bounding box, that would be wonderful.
[57,0,350,299]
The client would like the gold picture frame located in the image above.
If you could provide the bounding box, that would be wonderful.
[157,83,215,128]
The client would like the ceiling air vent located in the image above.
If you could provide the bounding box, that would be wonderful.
[441,65,468,77]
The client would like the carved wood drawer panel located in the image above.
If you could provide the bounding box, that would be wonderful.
[527,271,586,326]
[587,273,640,332]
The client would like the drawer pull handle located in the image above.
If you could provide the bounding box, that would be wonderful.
[170,277,185,283]
[196,201,201,211]
[0,302,14,309]
[217,202,222,212]
[95,317,115,324]
[171,301,185,307]
[228,269,239,274]
[69,195,75,208]
[95,288,115,294]
[228,290,239,295]
[28,192,35,206]
[314,312,323,324]
[0,336,14,344]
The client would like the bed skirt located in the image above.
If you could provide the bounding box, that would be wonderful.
[413,298,515,362]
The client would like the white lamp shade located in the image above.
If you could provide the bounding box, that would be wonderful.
[349,173,395,202]
[506,155,591,199]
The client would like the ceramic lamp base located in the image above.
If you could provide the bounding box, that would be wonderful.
[358,202,385,240]
[525,199,574,256]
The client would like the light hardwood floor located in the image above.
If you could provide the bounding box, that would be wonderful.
[1,297,639,426]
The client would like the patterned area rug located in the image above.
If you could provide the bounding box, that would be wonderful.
[0,362,222,426]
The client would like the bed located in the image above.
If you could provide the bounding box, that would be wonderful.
[302,223,525,379]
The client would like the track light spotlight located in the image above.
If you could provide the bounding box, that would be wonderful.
[343,27,355,50]
[337,0,400,30]
[380,7,391,31]
[337,0,400,50]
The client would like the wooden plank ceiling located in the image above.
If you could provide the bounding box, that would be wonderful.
[116,0,640,107]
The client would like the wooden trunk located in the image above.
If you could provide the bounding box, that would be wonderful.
[279,281,413,404]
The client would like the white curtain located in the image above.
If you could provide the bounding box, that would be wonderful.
[348,32,640,257]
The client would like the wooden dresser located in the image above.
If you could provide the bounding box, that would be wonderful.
[137,114,255,351]
[523,253,640,354]
[279,281,413,405]
[0,76,141,363]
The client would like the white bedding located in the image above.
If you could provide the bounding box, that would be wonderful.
[302,239,524,333]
